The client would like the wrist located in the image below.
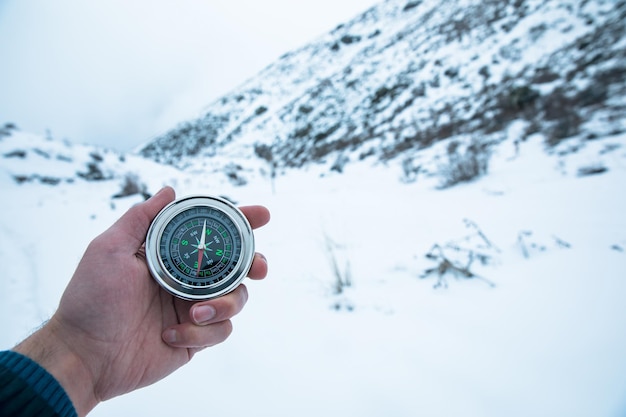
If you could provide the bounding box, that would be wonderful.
[14,317,100,417]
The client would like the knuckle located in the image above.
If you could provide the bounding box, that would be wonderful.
[206,320,233,347]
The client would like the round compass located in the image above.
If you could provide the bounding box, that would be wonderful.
[145,195,255,300]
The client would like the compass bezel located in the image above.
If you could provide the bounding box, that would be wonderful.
[145,195,255,300]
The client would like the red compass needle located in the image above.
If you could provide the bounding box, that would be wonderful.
[196,220,207,277]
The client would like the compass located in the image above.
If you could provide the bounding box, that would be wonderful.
[145,195,255,300]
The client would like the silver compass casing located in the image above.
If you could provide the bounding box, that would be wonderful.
[145,195,255,301]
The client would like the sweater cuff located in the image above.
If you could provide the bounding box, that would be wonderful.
[0,350,77,417]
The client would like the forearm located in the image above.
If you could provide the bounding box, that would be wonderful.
[13,318,99,417]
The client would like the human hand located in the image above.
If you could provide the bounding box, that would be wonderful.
[14,187,270,416]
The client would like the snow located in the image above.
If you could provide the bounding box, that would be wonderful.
[1,128,626,416]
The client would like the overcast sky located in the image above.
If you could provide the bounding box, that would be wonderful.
[0,0,380,151]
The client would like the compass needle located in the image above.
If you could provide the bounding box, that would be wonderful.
[196,220,207,276]
[145,196,255,300]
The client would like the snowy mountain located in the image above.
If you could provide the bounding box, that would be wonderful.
[139,0,625,186]
[2,0,626,416]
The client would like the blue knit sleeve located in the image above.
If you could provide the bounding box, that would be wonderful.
[0,350,77,417]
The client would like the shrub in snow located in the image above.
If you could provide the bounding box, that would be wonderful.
[113,173,149,200]
[223,163,248,186]
[577,164,608,177]
[77,162,108,181]
[438,139,491,188]
[516,230,572,259]
[0,122,17,138]
[400,157,421,183]
[420,219,499,289]
[324,233,352,296]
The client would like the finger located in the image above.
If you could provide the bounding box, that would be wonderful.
[162,320,233,349]
[111,187,176,251]
[247,253,268,280]
[163,286,248,348]
[239,205,270,230]
[189,284,248,325]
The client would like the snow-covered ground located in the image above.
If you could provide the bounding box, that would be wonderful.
[1,129,626,416]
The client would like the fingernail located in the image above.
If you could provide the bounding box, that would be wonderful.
[192,305,216,324]
[256,253,268,268]
[163,329,178,344]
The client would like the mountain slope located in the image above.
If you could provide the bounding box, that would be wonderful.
[139,0,625,186]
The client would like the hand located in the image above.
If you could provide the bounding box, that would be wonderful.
[14,187,270,416]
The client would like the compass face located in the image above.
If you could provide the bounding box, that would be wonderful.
[146,196,254,300]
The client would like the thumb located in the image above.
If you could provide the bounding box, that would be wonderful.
[110,186,176,252]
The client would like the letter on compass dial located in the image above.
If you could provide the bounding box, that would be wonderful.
[193,220,213,276]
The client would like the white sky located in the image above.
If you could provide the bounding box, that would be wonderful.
[0,0,380,151]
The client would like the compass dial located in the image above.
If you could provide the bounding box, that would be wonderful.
[146,196,254,300]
